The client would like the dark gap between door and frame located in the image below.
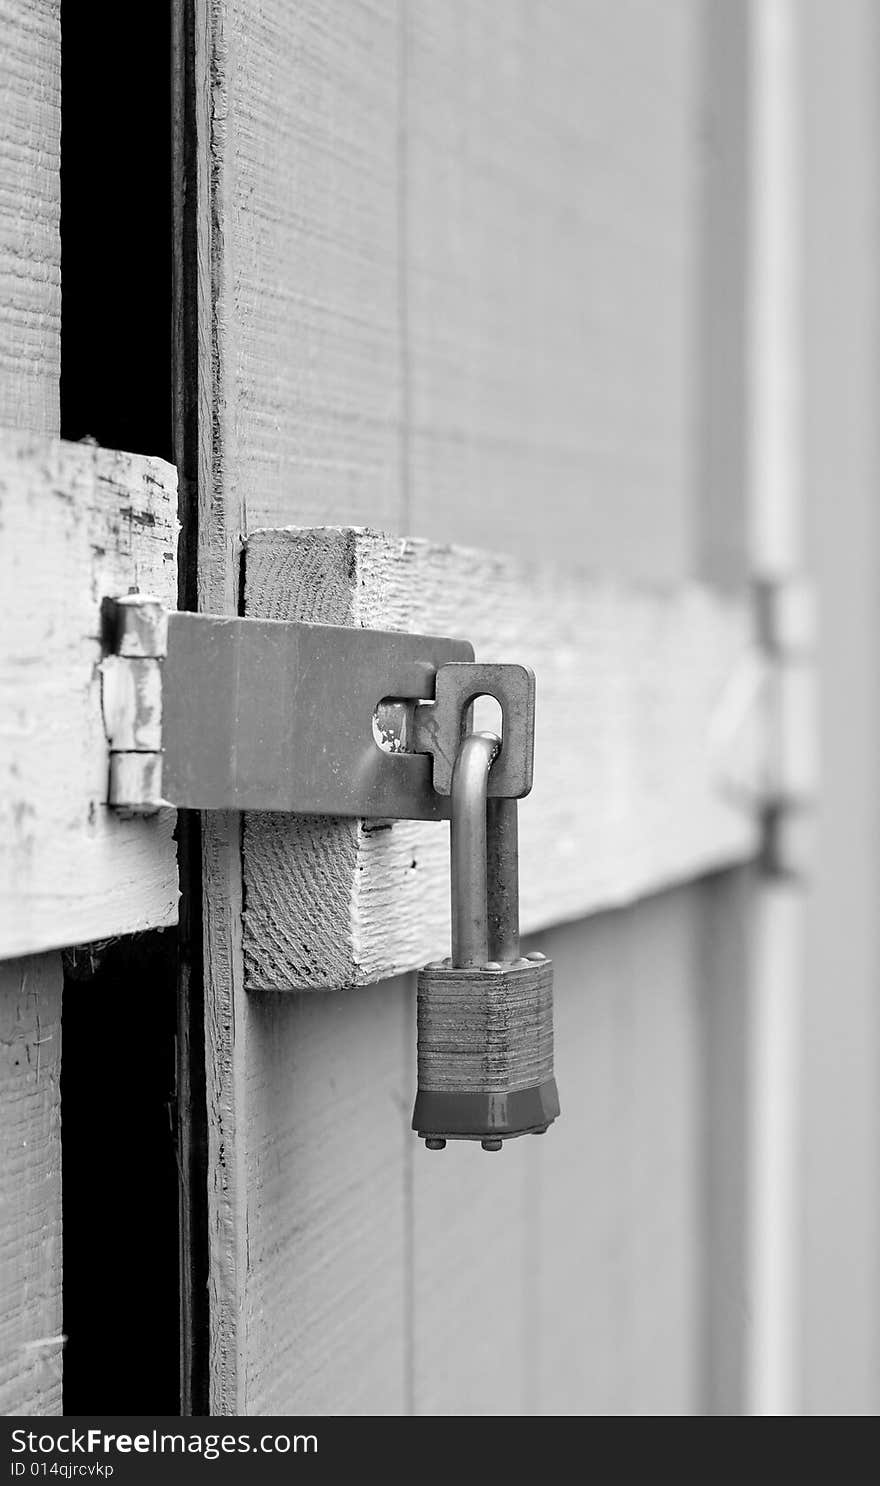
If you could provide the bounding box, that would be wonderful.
[59,0,208,1415]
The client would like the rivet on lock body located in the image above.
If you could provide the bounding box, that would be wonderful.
[412,730,560,1152]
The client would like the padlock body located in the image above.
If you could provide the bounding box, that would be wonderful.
[413,956,559,1142]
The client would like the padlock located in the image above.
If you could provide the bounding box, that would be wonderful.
[412,731,560,1151]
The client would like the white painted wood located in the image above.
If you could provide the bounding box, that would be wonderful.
[411,1109,531,1415]
[0,953,62,1415]
[242,979,410,1415]
[193,0,409,1414]
[196,0,749,1419]
[0,0,60,437]
[402,0,718,1423]
[414,889,704,1417]
[243,526,758,989]
[404,0,698,579]
[195,0,402,574]
[0,434,180,956]
[528,891,703,1413]
[0,0,63,1419]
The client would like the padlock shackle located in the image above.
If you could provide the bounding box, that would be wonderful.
[487,795,520,964]
[450,732,499,967]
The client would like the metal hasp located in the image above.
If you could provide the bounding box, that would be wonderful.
[102,594,471,817]
[413,731,560,1152]
[102,594,536,820]
[103,593,557,1152]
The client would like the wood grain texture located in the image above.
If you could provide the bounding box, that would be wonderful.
[0,0,63,1420]
[0,434,180,956]
[413,891,704,1417]
[0,0,60,435]
[401,0,715,1423]
[242,526,758,990]
[522,892,703,1414]
[199,0,402,562]
[193,0,408,1413]
[242,979,410,1415]
[0,954,62,1415]
[403,0,697,577]
[411,1104,531,1415]
[197,0,746,1420]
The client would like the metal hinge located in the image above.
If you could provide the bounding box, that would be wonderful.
[710,576,817,878]
[754,575,817,878]
[101,593,535,819]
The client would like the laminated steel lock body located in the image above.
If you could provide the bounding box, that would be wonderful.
[413,732,560,1151]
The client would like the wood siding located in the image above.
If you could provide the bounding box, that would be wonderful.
[0,0,63,1416]
[195,0,740,1414]
[242,526,757,989]
[0,954,62,1414]
[0,438,180,958]
[0,0,60,436]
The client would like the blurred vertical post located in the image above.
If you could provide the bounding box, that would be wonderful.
[799,0,880,1416]
[746,0,806,1417]
[748,0,880,1417]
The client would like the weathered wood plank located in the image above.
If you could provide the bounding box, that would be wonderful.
[0,434,180,956]
[242,979,410,1415]
[403,0,713,1423]
[197,0,753,1420]
[242,526,758,989]
[411,1121,531,1415]
[526,890,702,1414]
[0,0,63,1420]
[521,915,622,1414]
[404,0,697,578]
[193,0,408,1413]
[0,953,62,1414]
[197,0,402,578]
[0,0,60,436]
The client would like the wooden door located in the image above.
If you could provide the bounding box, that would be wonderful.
[188,0,751,1415]
[3,0,880,1420]
[0,0,63,1414]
